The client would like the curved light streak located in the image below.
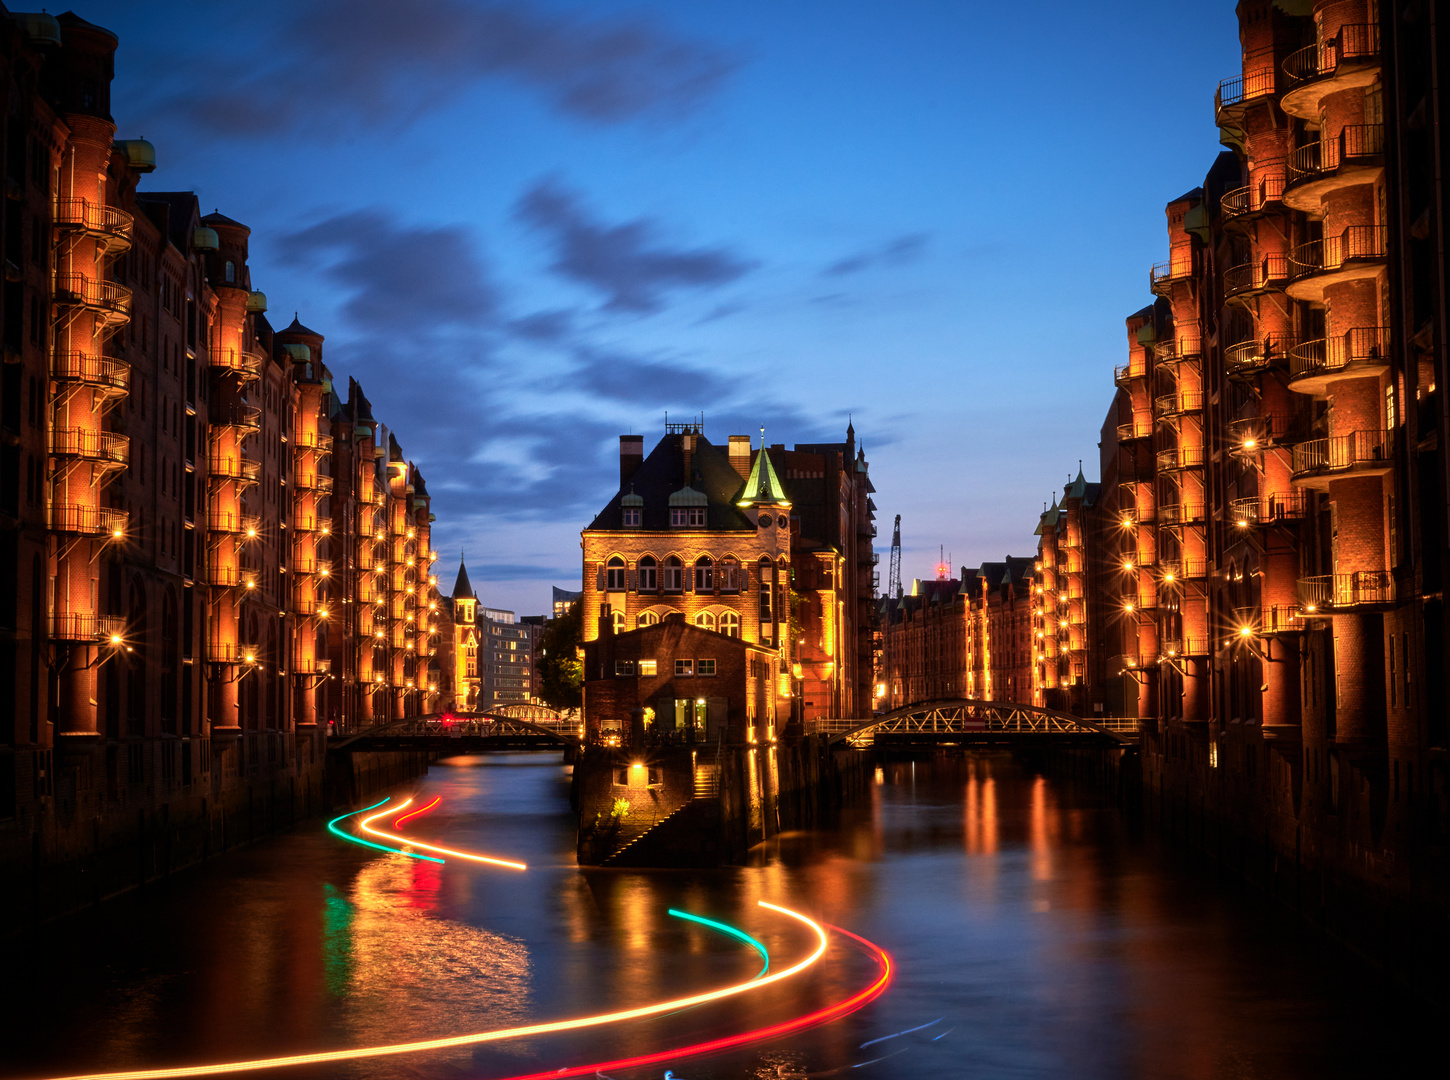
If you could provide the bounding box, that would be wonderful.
[40,901,828,1080]
[486,918,894,1080]
[667,908,769,977]
[360,800,528,871]
[326,798,444,864]
[392,795,440,829]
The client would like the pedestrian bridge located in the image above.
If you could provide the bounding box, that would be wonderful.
[330,705,581,752]
[806,699,1138,747]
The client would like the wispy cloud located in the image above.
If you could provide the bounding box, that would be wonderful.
[824,232,931,277]
[515,178,756,313]
[144,0,736,137]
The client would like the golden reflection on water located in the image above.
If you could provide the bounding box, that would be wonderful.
[337,856,532,1045]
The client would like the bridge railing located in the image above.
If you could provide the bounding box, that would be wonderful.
[807,701,1138,746]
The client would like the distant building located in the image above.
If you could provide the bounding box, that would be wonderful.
[552,586,581,617]
[478,607,537,706]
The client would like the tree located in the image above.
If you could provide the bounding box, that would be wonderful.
[535,603,583,711]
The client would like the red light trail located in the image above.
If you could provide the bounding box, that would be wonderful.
[392,796,440,828]
[483,921,894,1080]
[359,798,528,871]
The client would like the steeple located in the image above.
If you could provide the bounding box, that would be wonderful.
[451,555,477,600]
[736,429,791,508]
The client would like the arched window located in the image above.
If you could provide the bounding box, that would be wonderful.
[606,556,626,591]
[694,555,714,592]
[663,556,683,592]
[638,555,657,592]
[719,557,741,592]
[611,610,625,634]
[758,557,773,622]
[695,611,717,632]
[225,261,236,283]
[720,612,740,638]
[637,610,659,629]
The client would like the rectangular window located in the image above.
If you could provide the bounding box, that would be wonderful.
[689,507,705,526]
[639,659,657,676]
[675,658,693,676]
[670,508,687,527]
[622,508,640,527]
[614,660,637,677]
[698,659,716,677]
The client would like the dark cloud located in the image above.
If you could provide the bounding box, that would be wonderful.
[150,0,735,137]
[824,233,931,277]
[515,178,755,313]
[506,310,576,342]
[572,348,726,404]
[277,209,498,335]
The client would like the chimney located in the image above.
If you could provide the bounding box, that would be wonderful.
[681,433,694,487]
[619,436,643,487]
[729,435,751,479]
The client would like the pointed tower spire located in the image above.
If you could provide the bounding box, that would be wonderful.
[736,427,791,508]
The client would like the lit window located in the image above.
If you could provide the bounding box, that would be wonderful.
[614,660,637,676]
[695,611,716,632]
[638,556,657,591]
[606,556,626,591]
[698,659,716,677]
[675,658,693,676]
[720,612,740,638]
[694,556,714,591]
[637,610,659,629]
[611,611,625,634]
[639,659,658,676]
[719,558,740,592]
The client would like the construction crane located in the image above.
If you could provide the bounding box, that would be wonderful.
[888,514,902,601]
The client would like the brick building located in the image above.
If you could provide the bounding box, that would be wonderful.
[0,9,441,883]
[580,419,877,737]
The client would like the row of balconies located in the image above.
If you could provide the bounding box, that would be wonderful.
[47,503,128,538]
[55,198,134,253]
[52,351,130,396]
[50,427,129,466]
[211,348,265,380]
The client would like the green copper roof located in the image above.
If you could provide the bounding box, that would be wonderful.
[737,436,790,507]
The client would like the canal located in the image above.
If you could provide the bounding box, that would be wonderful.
[5,752,1439,1080]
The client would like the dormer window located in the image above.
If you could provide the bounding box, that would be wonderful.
[621,491,643,528]
[623,507,641,527]
[671,507,706,527]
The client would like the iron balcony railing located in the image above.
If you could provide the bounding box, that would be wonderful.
[207,452,262,483]
[212,404,262,433]
[1288,227,1386,281]
[1224,332,1292,378]
[1282,24,1381,86]
[1288,124,1384,183]
[1260,604,1305,634]
[1221,173,1286,217]
[1223,253,1290,298]
[1114,361,1147,387]
[1161,637,1211,658]
[1157,445,1206,471]
[1298,571,1393,610]
[292,558,333,577]
[207,510,261,535]
[293,471,335,494]
[53,198,134,250]
[210,348,265,379]
[1117,417,1153,443]
[205,641,253,664]
[1160,557,1209,581]
[51,351,130,393]
[1291,430,1392,477]
[1150,249,1195,294]
[1154,337,1203,365]
[54,273,132,318]
[1289,326,1391,381]
[1154,391,1204,418]
[1158,502,1207,527]
[48,612,125,641]
[294,429,334,452]
[203,561,246,588]
[49,427,129,465]
[1214,68,1277,121]
[47,503,128,537]
[1229,492,1309,525]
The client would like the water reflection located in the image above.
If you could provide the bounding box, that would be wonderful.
[2,751,1439,1080]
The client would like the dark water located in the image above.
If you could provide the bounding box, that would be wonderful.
[3,753,1438,1080]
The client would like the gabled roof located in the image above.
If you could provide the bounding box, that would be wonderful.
[281,315,323,339]
[587,433,759,532]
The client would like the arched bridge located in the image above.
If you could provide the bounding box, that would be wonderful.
[331,706,581,752]
[807,700,1138,747]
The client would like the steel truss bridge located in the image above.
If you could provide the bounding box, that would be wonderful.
[806,699,1138,747]
[330,704,581,752]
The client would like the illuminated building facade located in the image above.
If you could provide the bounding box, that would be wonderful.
[580,420,876,736]
[477,607,536,706]
[1030,470,1108,715]
[0,10,441,881]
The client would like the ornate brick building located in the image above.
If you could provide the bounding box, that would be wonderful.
[580,420,876,738]
[0,9,441,893]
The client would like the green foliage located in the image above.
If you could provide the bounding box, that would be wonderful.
[610,797,631,820]
[535,603,583,710]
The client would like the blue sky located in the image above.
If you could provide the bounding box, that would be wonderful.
[85,0,1241,614]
